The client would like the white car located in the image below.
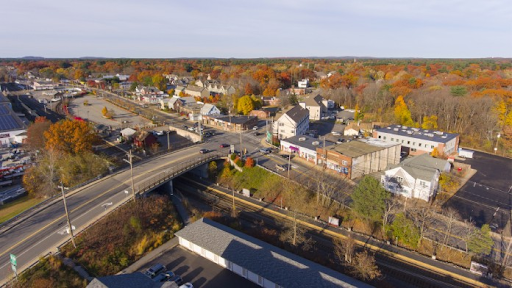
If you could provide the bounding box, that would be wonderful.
[179,283,193,288]
[331,131,341,136]
[155,130,164,136]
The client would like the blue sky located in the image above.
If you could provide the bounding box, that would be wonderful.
[3,0,511,58]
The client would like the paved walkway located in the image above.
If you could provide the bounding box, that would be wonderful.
[120,237,179,274]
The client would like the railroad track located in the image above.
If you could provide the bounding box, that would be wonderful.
[175,178,479,288]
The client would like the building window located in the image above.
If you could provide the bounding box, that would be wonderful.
[418,143,422,147]
[383,136,386,140]
[407,141,410,144]
[413,142,415,146]
[378,136,381,139]
[396,176,403,184]
[402,140,404,143]
[411,148,417,152]
[431,145,434,149]
[391,138,394,141]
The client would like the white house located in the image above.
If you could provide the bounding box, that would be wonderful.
[297,79,309,88]
[200,103,221,116]
[299,94,327,121]
[381,153,451,202]
[273,105,309,140]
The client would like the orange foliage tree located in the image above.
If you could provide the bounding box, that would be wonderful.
[26,116,52,151]
[44,119,97,154]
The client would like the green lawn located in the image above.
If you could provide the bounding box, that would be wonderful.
[0,196,43,224]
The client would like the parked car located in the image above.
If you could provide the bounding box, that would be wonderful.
[168,274,184,285]
[188,127,195,131]
[276,164,289,172]
[144,264,165,279]
[199,149,209,154]
[259,147,272,154]
[155,130,164,136]
[152,273,169,282]
[255,132,262,136]
[220,143,229,148]
[280,154,294,160]
[252,126,258,130]
[179,283,194,288]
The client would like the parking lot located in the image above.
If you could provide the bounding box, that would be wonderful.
[443,151,512,231]
[140,245,259,288]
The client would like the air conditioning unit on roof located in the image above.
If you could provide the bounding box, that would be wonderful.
[312,141,320,146]
[299,137,306,141]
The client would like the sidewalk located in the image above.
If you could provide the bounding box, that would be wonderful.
[120,237,179,274]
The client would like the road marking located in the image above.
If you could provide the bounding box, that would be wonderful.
[0,151,196,260]
[192,180,485,288]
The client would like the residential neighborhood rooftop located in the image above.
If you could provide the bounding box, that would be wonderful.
[212,115,257,125]
[396,153,449,180]
[284,105,309,123]
[175,218,370,288]
[375,124,458,143]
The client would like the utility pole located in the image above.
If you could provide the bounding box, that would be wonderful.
[59,182,76,248]
[287,149,292,179]
[232,188,236,217]
[123,150,136,201]
[167,131,171,150]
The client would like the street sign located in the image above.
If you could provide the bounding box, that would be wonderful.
[11,264,16,273]
[9,254,16,266]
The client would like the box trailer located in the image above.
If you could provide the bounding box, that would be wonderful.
[458,148,474,159]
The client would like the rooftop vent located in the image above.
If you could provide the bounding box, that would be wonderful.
[412,128,420,132]
[402,126,408,129]
[434,131,443,135]
[397,125,402,128]
[428,133,434,137]
[298,137,306,141]
[312,141,320,146]
[407,131,413,134]
[387,127,391,129]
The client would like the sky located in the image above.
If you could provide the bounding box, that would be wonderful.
[2,0,511,58]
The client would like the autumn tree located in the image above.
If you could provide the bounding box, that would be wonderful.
[237,95,254,115]
[208,161,218,180]
[44,119,97,155]
[421,115,438,130]
[244,157,255,168]
[351,176,391,224]
[334,235,355,264]
[25,116,52,152]
[394,95,415,126]
[102,106,108,117]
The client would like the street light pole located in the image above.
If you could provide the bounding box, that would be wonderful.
[123,150,136,201]
[167,131,171,151]
[59,182,76,248]
[494,133,501,154]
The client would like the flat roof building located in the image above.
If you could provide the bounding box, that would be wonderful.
[373,124,459,156]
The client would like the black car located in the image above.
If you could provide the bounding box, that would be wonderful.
[199,149,209,154]
[220,143,229,148]
[280,154,294,160]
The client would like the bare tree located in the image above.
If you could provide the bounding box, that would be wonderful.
[350,251,382,281]
[334,235,355,264]
[410,205,435,246]
[442,207,460,246]
[382,196,401,237]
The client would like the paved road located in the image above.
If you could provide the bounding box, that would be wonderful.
[0,145,222,285]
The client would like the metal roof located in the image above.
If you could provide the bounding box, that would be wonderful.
[375,124,458,143]
[175,218,371,288]
[0,103,25,132]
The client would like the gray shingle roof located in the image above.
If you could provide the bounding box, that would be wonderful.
[375,124,458,144]
[285,105,309,124]
[175,218,371,288]
[87,272,155,288]
[397,153,448,180]
[302,94,326,108]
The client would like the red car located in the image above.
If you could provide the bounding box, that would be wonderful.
[220,144,229,148]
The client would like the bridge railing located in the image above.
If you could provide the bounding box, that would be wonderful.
[136,153,224,195]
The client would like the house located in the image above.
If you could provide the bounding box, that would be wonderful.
[120,128,137,139]
[299,94,327,121]
[344,122,374,136]
[174,85,186,96]
[249,109,270,119]
[381,153,450,202]
[373,124,459,156]
[175,218,370,288]
[133,131,158,148]
[87,272,157,288]
[166,96,196,112]
[297,79,309,88]
[184,85,210,98]
[280,135,335,164]
[206,83,236,96]
[202,115,258,132]
[273,105,309,140]
[261,96,280,106]
[336,110,355,123]
[316,138,401,179]
[136,86,162,96]
[200,103,221,116]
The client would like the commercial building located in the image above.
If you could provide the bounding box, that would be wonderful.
[373,125,459,156]
[176,218,370,288]
[317,138,401,179]
[0,92,27,147]
[280,135,335,164]
[203,115,258,132]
